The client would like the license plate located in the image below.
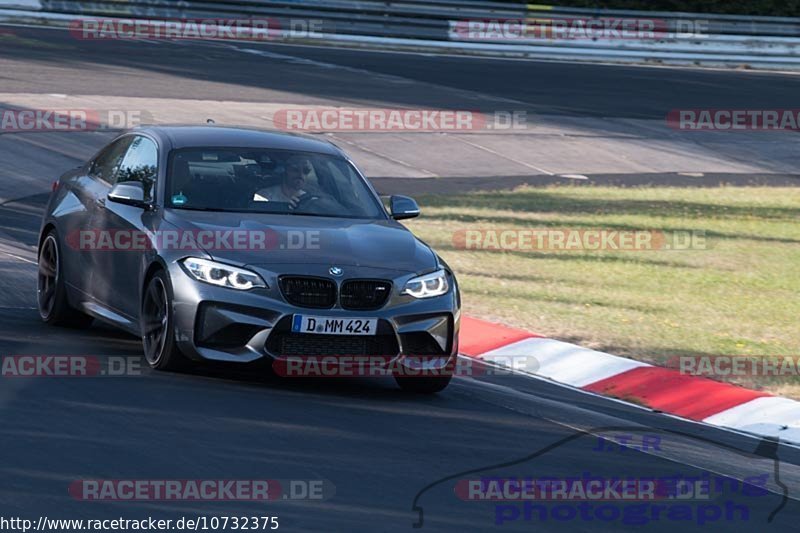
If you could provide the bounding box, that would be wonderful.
[292,315,377,336]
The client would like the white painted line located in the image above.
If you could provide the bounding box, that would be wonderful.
[327,134,438,177]
[458,354,657,413]
[479,338,800,445]
[1,250,36,264]
[453,136,555,176]
[459,354,800,449]
[703,396,800,436]
[231,45,527,106]
[10,134,89,160]
[481,337,650,388]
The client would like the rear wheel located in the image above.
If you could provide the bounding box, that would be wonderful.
[37,231,94,328]
[395,375,452,394]
[141,270,188,371]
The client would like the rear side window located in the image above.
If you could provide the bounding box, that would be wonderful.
[89,137,133,184]
[117,136,158,202]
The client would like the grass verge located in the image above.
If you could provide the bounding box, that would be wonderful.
[405,185,800,396]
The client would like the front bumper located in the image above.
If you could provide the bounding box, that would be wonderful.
[167,261,461,371]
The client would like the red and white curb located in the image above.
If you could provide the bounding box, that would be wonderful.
[460,317,800,445]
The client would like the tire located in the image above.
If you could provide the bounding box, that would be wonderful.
[37,230,94,328]
[394,375,452,394]
[141,270,188,372]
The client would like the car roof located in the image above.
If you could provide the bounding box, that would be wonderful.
[134,125,344,156]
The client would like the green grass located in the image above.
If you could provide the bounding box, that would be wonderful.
[405,185,800,394]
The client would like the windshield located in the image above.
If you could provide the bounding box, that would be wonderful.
[166,147,385,219]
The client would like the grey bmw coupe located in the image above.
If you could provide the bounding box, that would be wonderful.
[38,126,460,392]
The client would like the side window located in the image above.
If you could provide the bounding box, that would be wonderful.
[89,137,133,185]
[116,136,158,203]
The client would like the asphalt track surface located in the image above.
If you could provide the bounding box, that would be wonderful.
[1,25,800,532]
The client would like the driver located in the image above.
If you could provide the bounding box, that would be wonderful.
[254,156,313,207]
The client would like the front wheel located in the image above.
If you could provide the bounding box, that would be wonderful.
[37,231,94,328]
[141,271,188,371]
[395,375,452,394]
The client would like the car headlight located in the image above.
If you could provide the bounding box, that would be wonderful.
[403,269,449,299]
[181,257,267,291]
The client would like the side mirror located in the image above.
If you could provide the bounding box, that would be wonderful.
[108,181,148,209]
[390,195,420,220]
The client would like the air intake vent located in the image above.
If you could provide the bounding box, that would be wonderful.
[340,280,392,310]
[267,333,399,357]
[279,276,337,309]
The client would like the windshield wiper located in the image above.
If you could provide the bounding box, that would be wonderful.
[170,206,372,219]
[286,211,365,219]
[170,206,250,213]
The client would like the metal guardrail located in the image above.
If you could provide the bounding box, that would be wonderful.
[1,0,800,68]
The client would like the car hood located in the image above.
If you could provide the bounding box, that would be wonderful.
[163,210,438,273]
